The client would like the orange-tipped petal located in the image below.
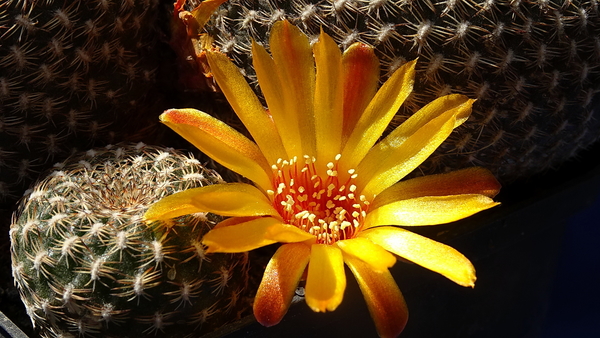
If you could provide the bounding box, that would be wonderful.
[202,217,310,253]
[269,20,316,158]
[336,238,396,273]
[340,59,416,172]
[254,243,311,326]
[305,244,346,312]
[160,109,272,191]
[357,105,462,199]
[360,226,477,287]
[371,167,501,210]
[345,256,408,338]
[314,28,343,162]
[365,194,499,227]
[206,51,286,164]
[341,42,380,143]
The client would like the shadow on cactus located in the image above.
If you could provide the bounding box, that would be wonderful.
[9,143,257,338]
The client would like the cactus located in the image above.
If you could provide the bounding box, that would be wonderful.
[0,0,175,210]
[199,0,600,182]
[9,143,253,338]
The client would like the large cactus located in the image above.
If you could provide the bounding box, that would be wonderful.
[198,0,600,182]
[9,144,253,337]
[0,0,174,210]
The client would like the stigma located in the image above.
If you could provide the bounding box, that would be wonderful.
[267,154,369,245]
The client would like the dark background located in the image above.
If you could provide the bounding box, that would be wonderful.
[541,190,600,338]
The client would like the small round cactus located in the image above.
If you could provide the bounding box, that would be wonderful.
[9,143,253,338]
[200,0,600,182]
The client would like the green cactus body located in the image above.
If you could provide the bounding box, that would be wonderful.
[0,0,172,209]
[200,0,600,182]
[9,143,252,338]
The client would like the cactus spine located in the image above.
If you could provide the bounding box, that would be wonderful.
[0,0,171,209]
[201,0,600,182]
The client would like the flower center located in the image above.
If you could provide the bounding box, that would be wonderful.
[267,154,369,245]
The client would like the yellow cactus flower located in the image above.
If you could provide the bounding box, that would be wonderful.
[145,20,500,337]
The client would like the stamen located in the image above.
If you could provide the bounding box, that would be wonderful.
[270,155,368,244]
[295,210,308,219]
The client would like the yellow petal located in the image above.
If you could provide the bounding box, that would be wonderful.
[190,0,227,31]
[336,237,396,273]
[389,94,474,140]
[213,216,260,229]
[254,243,311,327]
[360,226,476,287]
[357,107,459,199]
[206,51,286,164]
[269,20,316,158]
[340,59,416,173]
[345,256,408,338]
[211,214,315,243]
[305,244,346,312]
[264,223,316,243]
[365,194,499,227]
[160,109,272,191]
[370,167,501,211]
[313,28,343,162]
[251,41,289,158]
[144,183,279,221]
[202,217,296,253]
[340,42,380,143]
